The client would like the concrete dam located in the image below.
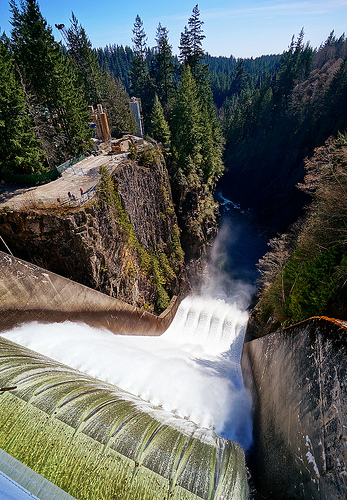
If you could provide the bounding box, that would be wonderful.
[0,250,346,499]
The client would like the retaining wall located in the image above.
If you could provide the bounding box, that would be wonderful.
[0,251,177,336]
[242,317,346,499]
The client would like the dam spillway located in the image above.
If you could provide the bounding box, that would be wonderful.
[0,251,177,336]
[0,336,248,499]
[0,251,250,499]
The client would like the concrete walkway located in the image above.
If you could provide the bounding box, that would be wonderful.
[0,152,127,211]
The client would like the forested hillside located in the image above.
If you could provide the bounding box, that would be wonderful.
[2,0,347,308]
[250,132,347,335]
[124,5,225,260]
[0,1,224,264]
[220,30,347,227]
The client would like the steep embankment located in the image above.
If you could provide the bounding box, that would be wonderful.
[0,154,188,314]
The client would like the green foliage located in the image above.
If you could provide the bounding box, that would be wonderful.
[138,145,161,167]
[169,63,223,256]
[283,248,341,323]
[179,5,207,81]
[168,225,185,272]
[97,167,180,313]
[256,133,347,331]
[127,143,138,161]
[150,95,170,151]
[222,30,347,223]
[171,66,203,176]
[65,14,135,138]
[0,36,46,175]
[96,44,134,93]
[102,74,136,137]
[99,7,223,260]
[9,0,91,165]
[130,15,155,131]
[65,12,104,106]
[273,29,313,110]
[153,24,175,108]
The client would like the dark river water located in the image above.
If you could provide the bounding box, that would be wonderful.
[200,191,271,308]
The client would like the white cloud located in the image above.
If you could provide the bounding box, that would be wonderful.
[202,1,347,21]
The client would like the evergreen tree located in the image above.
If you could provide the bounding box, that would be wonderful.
[130,15,148,97]
[179,5,207,81]
[0,36,45,175]
[170,66,222,257]
[178,26,193,66]
[273,29,313,110]
[9,0,91,165]
[154,23,174,109]
[65,14,135,137]
[230,59,250,96]
[130,15,155,131]
[171,65,202,178]
[150,94,170,151]
[103,73,136,137]
[188,4,206,74]
[199,81,224,185]
[64,12,104,106]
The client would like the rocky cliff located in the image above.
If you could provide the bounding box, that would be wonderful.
[0,153,189,314]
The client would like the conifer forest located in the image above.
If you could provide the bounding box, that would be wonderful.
[1,0,347,329]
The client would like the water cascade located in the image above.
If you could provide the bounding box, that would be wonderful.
[0,296,251,499]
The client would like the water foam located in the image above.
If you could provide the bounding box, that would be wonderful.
[2,295,253,450]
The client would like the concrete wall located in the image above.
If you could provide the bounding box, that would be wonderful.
[0,251,178,336]
[242,317,346,499]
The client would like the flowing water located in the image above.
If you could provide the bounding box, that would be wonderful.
[2,295,253,452]
[0,195,269,498]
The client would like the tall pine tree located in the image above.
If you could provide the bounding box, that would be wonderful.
[151,94,170,152]
[65,13,104,106]
[65,13,135,137]
[10,0,91,165]
[0,36,45,176]
[179,5,207,81]
[171,7,224,258]
[130,15,155,131]
[154,23,174,109]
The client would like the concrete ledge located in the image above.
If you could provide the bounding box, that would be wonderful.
[0,448,75,500]
[0,251,177,336]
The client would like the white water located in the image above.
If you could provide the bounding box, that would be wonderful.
[2,295,253,450]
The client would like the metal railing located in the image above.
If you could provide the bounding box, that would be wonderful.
[56,154,87,174]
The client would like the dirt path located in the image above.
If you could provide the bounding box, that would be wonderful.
[0,152,127,210]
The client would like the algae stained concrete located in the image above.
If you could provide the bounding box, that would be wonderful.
[0,337,248,500]
[242,317,346,499]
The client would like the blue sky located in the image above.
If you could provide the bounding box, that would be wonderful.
[1,0,346,58]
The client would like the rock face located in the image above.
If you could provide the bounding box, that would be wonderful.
[242,317,346,499]
[0,155,188,313]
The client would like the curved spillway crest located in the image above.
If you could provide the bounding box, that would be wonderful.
[0,336,248,499]
[3,296,253,448]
